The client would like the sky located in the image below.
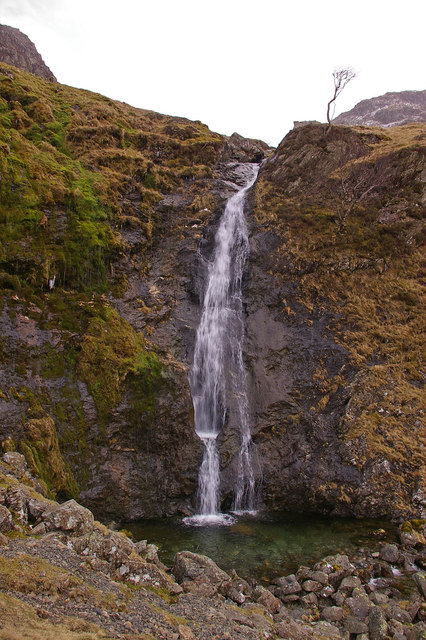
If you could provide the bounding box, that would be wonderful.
[0,0,425,147]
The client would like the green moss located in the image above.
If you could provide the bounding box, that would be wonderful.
[19,412,79,499]
[78,304,153,424]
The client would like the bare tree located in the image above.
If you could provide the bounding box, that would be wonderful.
[326,67,357,125]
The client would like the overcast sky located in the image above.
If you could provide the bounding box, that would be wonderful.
[1,0,425,146]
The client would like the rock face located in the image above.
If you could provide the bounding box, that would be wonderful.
[0,32,424,523]
[334,90,426,127]
[217,122,425,519]
[0,24,56,81]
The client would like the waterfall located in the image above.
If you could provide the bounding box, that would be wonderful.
[185,164,259,526]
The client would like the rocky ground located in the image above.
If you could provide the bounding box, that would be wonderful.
[0,452,425,639]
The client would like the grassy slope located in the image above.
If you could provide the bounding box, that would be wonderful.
[0,62,224,499]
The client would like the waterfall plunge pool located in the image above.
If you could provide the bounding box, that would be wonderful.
[123,511,396,583]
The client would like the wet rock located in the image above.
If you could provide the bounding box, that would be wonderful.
[379,543,401,563]
[274,573,303,597]
[369,606,389,640]
[302,579,323,592]
[42,499,94,536]
[0,504,14,532]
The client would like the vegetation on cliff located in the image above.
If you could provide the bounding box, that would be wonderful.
[251,122,425,517]
[0,61,224,505]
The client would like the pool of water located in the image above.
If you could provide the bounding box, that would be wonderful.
[124,511,396,583]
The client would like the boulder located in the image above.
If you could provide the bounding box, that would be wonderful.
[6,486,29,525]
[172,551,231,597]
[338,575,362,595]
[315,554,355,587]
[345,616,368,634]
[302,579,323,592]
[274,573,303,597]
[346,587,371,619]
[321,606,344,622]
[42,499,94,536]
[379,543,400,563]
[0,505,13,533]
[255,588,281,613]
[275,619,313,640]
[2,452,28,475]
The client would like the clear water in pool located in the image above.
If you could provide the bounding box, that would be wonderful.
[124,511,395,583]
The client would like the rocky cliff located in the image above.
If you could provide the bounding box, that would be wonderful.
[334,90,426,127]
[0,24,57,82]
[0,40,424,523]
[234,123,425,520]
[0,60,271,520]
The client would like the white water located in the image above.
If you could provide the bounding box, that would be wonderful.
[185,164,259,526]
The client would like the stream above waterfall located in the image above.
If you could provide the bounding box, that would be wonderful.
[124,512,396,583]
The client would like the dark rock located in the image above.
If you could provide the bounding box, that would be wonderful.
[0,24,57,81]
[379,543,400,563]
[369,607,389,640]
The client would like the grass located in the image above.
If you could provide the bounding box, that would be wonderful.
[0,593,112,640]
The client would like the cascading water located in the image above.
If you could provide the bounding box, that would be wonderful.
[185,164,259,526]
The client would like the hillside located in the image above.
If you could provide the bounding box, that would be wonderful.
[242,123,426,519]
[0,60,269,519]
[0,42,424,524]
[334,90,426,127]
